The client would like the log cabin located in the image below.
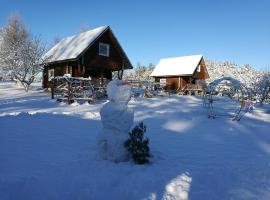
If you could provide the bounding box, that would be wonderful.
[42,26,132,88]
[150,55,209,91]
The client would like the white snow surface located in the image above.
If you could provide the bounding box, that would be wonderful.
[43,26,108,63]
[1,82,270,200]
[150,55,202,77]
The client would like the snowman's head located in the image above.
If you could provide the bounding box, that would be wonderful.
[107,80,131,104]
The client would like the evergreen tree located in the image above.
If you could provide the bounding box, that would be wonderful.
[124,122,150,164]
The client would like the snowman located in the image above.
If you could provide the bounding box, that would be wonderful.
[98,80,134,162]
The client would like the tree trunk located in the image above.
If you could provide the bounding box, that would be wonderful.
[22,82,30,92]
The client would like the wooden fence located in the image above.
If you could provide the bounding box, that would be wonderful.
[50,76,96,104]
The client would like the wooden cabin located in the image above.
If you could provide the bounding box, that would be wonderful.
[150,55,209,91]
[42,26,132,88]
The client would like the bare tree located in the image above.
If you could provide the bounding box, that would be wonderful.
[79,24,89,33]
[0,14,47,91]
[53,36,62,45]
[124,63,154,81]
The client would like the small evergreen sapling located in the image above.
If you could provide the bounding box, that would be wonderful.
[124,122,150,164]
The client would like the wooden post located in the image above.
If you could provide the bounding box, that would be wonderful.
[118,62,125,80]
[69,66,72,75]
[65,65,68,74]
[67,81,71,104]
[51,79,55,99]
[118,69,123,80]
[99,72,103,88]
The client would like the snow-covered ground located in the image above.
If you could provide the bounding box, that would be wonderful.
[1,82,270,200]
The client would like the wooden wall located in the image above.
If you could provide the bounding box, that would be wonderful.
[43,63,75,88]
[81,29,125,77]
[192,58,209,79]
[155,77,180,90]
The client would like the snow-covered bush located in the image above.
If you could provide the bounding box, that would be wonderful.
[124,122,150,164]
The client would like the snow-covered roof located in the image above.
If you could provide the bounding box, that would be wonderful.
[43,26,109,63]
[150,55,203,77]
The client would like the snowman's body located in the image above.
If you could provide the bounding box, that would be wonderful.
[99,80,134,162]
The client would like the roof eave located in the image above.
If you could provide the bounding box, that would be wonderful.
[107,27,133,69]
[76,26,110,60]
[44,57,78,65]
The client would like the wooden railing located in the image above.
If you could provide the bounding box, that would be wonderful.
[184,84,204,91]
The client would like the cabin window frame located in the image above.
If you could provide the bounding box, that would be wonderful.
[48,68,55,81]
[99,42,110,57]
[159,78,166,86]
[197,65,201,72]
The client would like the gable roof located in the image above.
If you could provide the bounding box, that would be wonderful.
[43,26,109,63]
[150,55,203,77]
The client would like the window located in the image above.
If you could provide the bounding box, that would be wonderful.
[48,69,54,81]
[99,42,110,57]
[197,65,201,72]
[160,78,166,86]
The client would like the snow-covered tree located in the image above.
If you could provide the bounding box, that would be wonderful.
[205,60,263,87]
[205,60,270,104]
[255,71,270,105]
[0,14,47,91]
[123,63,155,81]
[0,31,3,80]
[0,28,7,80]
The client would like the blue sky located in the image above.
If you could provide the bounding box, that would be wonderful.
[1,0,270,69]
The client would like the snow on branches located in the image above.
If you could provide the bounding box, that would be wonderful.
[205,60,263,87]
[0,14,47,91]
[123,63,155,82]
[255,71,270,105]
[205,60,270,104]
